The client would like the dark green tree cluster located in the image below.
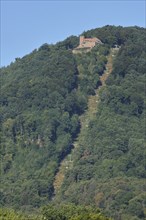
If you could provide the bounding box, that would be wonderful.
[83,25,145,47]
[75,45,109,95]
[56,35,79,50]
[42,203,112,220]
[0,208,40,220]
[0,205,111,220]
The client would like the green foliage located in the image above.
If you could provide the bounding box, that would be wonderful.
[1,25,146,220]
[83,25,145,47]
[0,206,110,220]
[0,208,39,220]
[0,41,85,209]
[56,35,79,50]
[75,44,109,95]
[42,204,111,220]
[59,26,146,220]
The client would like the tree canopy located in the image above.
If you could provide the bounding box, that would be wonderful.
[0,25,146,220]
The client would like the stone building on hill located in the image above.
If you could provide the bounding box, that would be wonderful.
[73,36,103,53]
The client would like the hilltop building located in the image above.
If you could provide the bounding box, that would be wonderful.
[73,36,103,53]
[78,36,103,48]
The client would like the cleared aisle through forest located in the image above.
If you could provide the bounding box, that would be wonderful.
[53,48,119,198]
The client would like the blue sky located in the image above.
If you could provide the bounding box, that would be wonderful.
[1,0,145,67]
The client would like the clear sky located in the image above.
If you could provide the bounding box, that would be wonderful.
[1,0,146,67]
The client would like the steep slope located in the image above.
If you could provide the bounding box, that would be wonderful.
[0,26,146,220]
[53,48,118,197]
[0,44,84,209]
[58,28,146,220]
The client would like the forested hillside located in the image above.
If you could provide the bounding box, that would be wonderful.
[0,205,111,220]
[0,25,146,220]
[58,26,146,220]
[0,39,83,210]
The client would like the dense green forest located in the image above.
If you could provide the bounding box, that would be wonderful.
[59,26,146,220]
[0,204,111,220]
[0,25,146,219]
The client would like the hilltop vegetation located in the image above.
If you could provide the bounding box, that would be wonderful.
[0,25,146,219]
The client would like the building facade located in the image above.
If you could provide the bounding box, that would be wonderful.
[73,36,103,54]
[78,36,103,49]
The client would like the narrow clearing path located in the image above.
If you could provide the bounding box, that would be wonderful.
[53,48,118,197]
